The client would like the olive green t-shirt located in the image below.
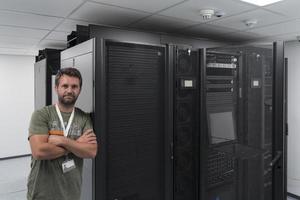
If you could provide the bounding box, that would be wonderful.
[27,105,93,200]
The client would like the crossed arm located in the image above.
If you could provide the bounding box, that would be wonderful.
[29,129,98,160]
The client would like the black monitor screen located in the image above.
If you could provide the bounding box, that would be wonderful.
[209,111,236,144]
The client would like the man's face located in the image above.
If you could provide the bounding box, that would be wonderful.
[55,75,81,106]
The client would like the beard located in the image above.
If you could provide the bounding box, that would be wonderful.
[58,93,78,106]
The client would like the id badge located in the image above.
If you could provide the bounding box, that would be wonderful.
[62,159,76,173]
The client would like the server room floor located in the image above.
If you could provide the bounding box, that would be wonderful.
[0,156,297,200]
[0,156,30,200]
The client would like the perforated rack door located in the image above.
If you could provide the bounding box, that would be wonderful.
[106,41,166,200]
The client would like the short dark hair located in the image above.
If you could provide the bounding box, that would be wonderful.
[55,67,82,88]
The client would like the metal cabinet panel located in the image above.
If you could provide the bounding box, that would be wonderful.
[73,52,94,113]
[61,38,95,113]
[34,59,47,110]
[61,58,74,68]
[61,38,94,60]
[60,38,95,200]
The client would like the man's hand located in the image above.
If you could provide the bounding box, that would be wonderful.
[48,135,66,146]
[77,129,97,144]
[48,129,98,158]
[29,135,68,160]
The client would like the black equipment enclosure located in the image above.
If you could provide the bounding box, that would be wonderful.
[95,40,168,200]
[199,44,287,200]
[55,25,287,200]
[34,48,60,110]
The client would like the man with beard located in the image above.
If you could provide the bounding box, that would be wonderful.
[27,67,97,200]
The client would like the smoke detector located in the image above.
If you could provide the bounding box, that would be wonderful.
[243,19,258,28]
[199,9,215,20]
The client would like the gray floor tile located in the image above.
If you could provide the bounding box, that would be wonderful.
[0,156,31,199]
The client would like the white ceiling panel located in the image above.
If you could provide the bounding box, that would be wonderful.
[0,10,62,30]
[244,36,285,45]
[264,0,300,19]
[180,23,239,38]
[273,33,298,41]
[0,0,299,56]
[159,0,257,23]
[45,31,69,41]
[0,26,48,39]
[90,0,186,13]
[221,31,262,42]
[247,19,300,36]
[37,39,67,49]
[24,49,39,55]
[70,2,150,27]
[129,15,197,33]
[0,0,84,17]
[0,35,40,48]
[0,47,30,55]
[208,9,286,31]
[55,19,90,32]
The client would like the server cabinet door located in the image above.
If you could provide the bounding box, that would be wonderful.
[73,52,94,113]
[94,40,170,200]
[200,50,240,200]
[74,51,95,200]
[61,58,73,68]
[60,38,96,200]
[173,47,199,200]
[200,42,286,200]
[61,38,95,113]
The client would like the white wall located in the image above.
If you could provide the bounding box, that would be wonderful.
[0,54,34,158]
[285,41,300,196]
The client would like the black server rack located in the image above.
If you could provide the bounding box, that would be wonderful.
[94,40,171,200]
[241,47,274,200]
[67,25,90,48]
[173,47,199,200]
[199,45,286,200]
[34,48,61,108]
[60,25,287,200]
[204,51,239,200]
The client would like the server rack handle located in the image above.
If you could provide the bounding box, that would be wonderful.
[269,151,282,167]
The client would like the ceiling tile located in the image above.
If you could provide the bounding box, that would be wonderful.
[24,49,39,55]
[179,23,238,39]
[45,31,69,41]
[91,0,186,13]
[129,15,197,33]
[244,36,285,45]
[55,19,90,32]
[0,0,84,17]
[0,47,29,55]
[0,10,62,30]
[246,19,300,36]
[0,26,49,39]
[221,31,262,42]
[208,9,286,31]
[159,0,257,23]
[69,2,150,27]
[37,39,67,49]
[0,0,296,55]
[0,35,40,49]
[264,0,300,19]
[273,33,298,41]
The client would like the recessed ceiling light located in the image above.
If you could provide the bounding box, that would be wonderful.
[240,0,283,6]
